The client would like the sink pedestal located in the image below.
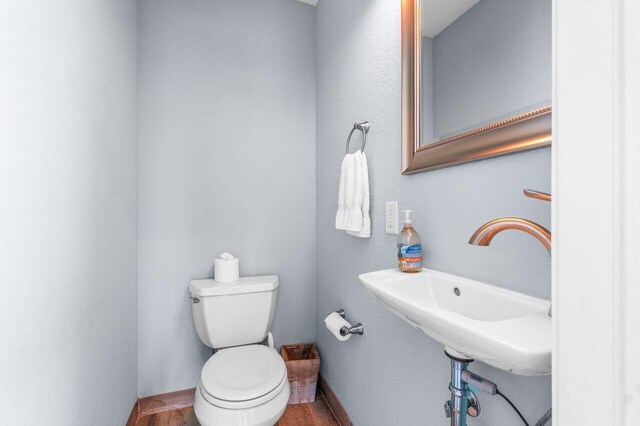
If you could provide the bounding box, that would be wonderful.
[445,352,476,426]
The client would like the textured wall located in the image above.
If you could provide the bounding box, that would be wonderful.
[0,1,138,424]
[316,0,551,425]
[137,0,316,397]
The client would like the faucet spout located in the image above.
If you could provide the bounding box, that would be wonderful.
[468,217,551,254]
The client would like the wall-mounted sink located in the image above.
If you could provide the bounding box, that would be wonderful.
[358,268,551,376]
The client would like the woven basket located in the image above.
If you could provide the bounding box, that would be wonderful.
[279,344,321,405]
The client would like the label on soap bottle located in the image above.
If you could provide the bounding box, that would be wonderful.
[398,243,423,269]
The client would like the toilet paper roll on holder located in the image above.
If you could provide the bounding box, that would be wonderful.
[335,309,364,336]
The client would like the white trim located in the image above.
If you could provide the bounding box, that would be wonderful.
[554,0,640,424]
[622,0,640,423]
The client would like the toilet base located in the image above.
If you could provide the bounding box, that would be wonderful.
[194,380,290,426]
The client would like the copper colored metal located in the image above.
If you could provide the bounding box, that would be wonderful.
[468,218,551,254]
[401,0,552,175]
[523,189,552,202]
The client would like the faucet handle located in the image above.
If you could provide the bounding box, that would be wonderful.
[523,189,551,202]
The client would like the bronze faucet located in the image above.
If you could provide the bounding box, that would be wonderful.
[469,189,552,316]
[468,189,551,254]
[468,218,551,254]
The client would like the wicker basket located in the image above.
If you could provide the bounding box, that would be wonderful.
[279,343,321,405]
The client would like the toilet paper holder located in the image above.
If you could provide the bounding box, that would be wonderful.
[335,309,364,336]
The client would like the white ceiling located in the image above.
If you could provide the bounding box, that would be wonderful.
[421,0,480,38]
[294,0,318,6]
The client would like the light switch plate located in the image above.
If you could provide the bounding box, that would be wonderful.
[385,201,399,234]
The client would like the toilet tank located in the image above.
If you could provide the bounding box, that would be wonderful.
[189,275,279,349]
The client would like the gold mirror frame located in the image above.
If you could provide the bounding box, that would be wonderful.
[401,0,552,175]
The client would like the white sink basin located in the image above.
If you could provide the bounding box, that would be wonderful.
[358,268,551,376]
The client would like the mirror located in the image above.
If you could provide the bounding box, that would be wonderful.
[402,0,552,174]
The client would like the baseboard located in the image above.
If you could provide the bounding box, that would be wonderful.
[318,375,353,426]
[127,388,196,425]
[125,400,138,426]
[125,377,351,426]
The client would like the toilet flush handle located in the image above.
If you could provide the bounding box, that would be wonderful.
[190,296,200,304]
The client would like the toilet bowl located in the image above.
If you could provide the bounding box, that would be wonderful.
[194,345,290,426]
[189,275,288,426]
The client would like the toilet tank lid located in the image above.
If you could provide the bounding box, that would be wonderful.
[189,275,279,296]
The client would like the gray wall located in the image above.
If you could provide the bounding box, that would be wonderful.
[433,0,552,138]
[0,1,138,424]
[137,0,317,397]
[421,36,435,142]
[316,0,551,425]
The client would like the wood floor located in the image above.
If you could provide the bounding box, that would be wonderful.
[275,395,340,426]
[136,406,197,426]
[134,395,340,426]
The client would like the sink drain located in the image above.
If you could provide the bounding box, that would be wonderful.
[453,287,461,296]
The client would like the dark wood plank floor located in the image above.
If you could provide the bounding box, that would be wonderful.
[135,395,340,426]
[136,406,197,426]
[276,395,340,426]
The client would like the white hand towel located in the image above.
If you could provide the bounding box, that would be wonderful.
[335,151,371,238]
[335,154,348,230]
[347,152,370,238]
[335,152,359,230]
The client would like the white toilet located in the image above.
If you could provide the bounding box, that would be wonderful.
[189,275,289,426]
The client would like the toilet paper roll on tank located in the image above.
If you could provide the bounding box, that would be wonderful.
[214,252,240,282]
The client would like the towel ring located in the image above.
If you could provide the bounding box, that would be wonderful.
[346,121,370,154]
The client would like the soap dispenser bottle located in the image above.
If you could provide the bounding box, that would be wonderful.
[397,210,422,272]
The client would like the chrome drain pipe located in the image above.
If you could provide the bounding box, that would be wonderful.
[443,351,548,426]
[444,352,473,426]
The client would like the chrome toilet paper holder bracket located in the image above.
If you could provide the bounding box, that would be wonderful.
[335,309,364,336]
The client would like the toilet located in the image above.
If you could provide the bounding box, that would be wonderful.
[189,275,289,426]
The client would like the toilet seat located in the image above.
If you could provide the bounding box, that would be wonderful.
[200,345,287,410]
[194,379,289,426]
